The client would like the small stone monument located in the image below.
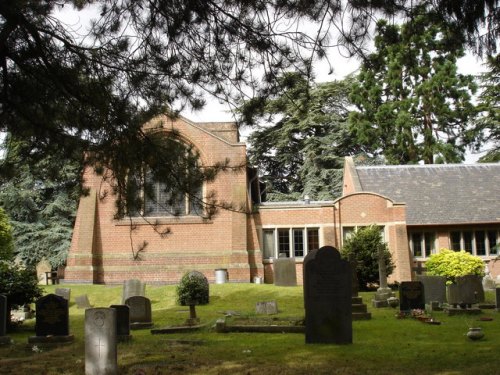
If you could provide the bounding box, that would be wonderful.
[372,246,395,307]
[75,295,93,309]
[85,308,118,375]
[0,295,11,345]
[255,301,278,315]
[125,296,153,329]
[110,305,131,342]
[122,279,146,304]
[55,288,71,302]
[28,294,74,344]
[399,281,425,311]
[303,246,352,344]
[273,257,297,286]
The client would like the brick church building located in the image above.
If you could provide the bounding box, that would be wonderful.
[64,115,500,284]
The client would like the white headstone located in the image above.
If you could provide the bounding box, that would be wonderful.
[85,308,117,375]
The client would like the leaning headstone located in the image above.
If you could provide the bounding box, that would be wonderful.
[303,246,352,344]
[255,301,278,315]
[28,294,74,344]
[416,275,447,304]
[125,296,153,329]
[55,288,71,302]
[75,295,93,309]
[0,295,11,345]
[273,258,297,286]
[122,279,146,304]
[399,281,425,311]
[110,305,131,341]
[85,308,117,375]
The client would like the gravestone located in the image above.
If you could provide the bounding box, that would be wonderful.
[399,281,425,311]
[55,288,71,302]
[0,295,10,345]
[448,275,485,307]
[303,246,352,344]
[122,279,146,304]
[273,258,297,286]
[416,275,447,304]
[255,301,278,315]
[28,294,74,343]
[85,308,118,375]
[75,295,93,309]
[372,246,395,307]
[125,296,153,329]
[110,305,131,341]
[495,288,500,311]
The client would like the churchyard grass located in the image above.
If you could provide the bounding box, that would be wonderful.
[0,284,499,374]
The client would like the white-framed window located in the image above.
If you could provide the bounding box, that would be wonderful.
[449,229,499,257]
[262,227,320,259]
[342,225,385,246]
[409,231,436,258]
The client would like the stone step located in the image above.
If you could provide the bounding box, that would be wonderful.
[351,297,363,304]
[352,312,372,320]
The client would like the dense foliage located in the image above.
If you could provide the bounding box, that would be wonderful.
[341,225,394,290]
[425,249,485,284]
[176,271,210,306]
[349,9,477,164]
[0,207,14,261]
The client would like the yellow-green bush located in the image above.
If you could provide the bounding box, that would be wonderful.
[425,249,485,284]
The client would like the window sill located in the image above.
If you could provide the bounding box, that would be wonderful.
[263,258,304,264]
[115,215,212,226]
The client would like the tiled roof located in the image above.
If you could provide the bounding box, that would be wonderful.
[355,163,500,225]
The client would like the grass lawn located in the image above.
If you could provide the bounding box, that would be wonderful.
[0,283,499,375]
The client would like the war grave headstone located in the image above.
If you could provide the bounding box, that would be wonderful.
[110,304,131,341]
[0,295,11,345]
[399,281,425,311]
[273,257,297,286]
[55,288,71,302]
[416,275,446,310]
[256,301,278,315]
[85,308,118,375]
[75,294,93,309]
[446,275,484,315]
[28,294,74,344]
[124,296,153,329]
[372,246,395,308]
[122,279,146,304]
[303,246,352,344]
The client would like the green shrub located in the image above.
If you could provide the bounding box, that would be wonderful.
[176,270,209,306]
[425,249,485,284]
[341,225,394,290]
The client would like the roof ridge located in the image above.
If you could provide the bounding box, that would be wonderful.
[356,163,500,170]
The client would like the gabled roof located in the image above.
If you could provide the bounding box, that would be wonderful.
[353,162,500,226]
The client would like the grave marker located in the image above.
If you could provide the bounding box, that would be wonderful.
[255,301,278,315]
[28,294,74,344]
[85,308,117,375]
[110,305,131,341]
[122,279,146,304]
[416,275,447,304]
[399,281,425,311]
[303,246,352,344]
[273,258,297,286]
[125,296,153,329]
[75,295,93,309]
[55,288,71,301]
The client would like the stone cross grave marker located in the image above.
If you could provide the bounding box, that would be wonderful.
[110,305,131,341]
[125,296,153,329]
[0,294,10,345]
[122,279,146,304]
[399,281,425,311]
[75,295,93,309]
[416,275,447,304]
[29,294,74,344]
[85,308,117,375]
[303,246,352,344]
[55,288,71,302]
[273,258,297,286]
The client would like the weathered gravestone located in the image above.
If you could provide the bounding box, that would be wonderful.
[256,301,278,315]
[0,295,11,345]
[273,257,297,286]
[75,295,93,309]
[55,288,71,302]
[122,279,146,304]
[447,275,485,307]
[416,275,447,304]
[29,294,74,343]
[399,281,425,311]
[303,246,352,344]
[110,304,131,341]
[125,296,153,329]
[85,308,117,375]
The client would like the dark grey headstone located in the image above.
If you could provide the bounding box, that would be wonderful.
[110,305,131,340]
[255,301,278,315]
[303,246,352,344]
[448,275,485,306]
[122,279,145,304]
[75,295,93,309]
[495,288,500,310]
[399,281,425,311]
[35,294,69,336]
[125,296,153,329]
[416,275,447,304]
[85,308,117,375]
[273,258,297,286]
[55,288,71,301]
